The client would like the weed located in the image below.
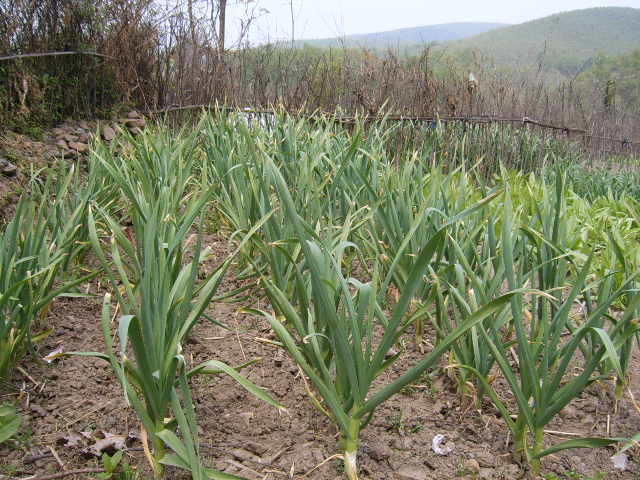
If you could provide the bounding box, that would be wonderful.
[0,464,18,476]
[95,451,139,480]
[455,460,467,477]
[389,411,423,435]
[400,371,439,397]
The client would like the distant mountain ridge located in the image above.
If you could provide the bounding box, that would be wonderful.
[297,22,508,49]
[443,7,640,72]
[294,7,640,75]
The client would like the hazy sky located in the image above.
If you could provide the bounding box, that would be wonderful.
[226,0,640,43]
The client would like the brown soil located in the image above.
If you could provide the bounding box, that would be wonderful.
[1,235,639,480]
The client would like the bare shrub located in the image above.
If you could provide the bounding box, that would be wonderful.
[0,0,636,151]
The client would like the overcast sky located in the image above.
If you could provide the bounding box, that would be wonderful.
[225,0,640,43]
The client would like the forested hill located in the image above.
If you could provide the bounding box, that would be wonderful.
[444,7,640,73]
[296,22,507,49]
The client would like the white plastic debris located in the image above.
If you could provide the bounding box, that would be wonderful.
[431,434,455,455]
[611,453,628,470]
[43,345,65,363]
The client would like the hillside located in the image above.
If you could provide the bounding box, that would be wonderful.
[296,22,507,49]
[584,48,640,110]
[444,7,640,73]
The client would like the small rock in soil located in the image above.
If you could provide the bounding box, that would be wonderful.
[56,139,68,149]
[63,134,79,143]
[79,120,89,130]
[611,452,628,470]
[385,347,398,359]
[101,126,116,141]
[396,464,429,480]
[68,142,88,153]
[43,150,58,161]
[127,110,142,119]
[230,447,262,464]
[124,118,146,128]
[244,441,268,456]
[0,157,18,177]
[129,127,143,136]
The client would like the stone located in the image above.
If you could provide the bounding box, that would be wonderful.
[244,441,268,456]
[127,110,141,119]
[124,118,146,128]
[56,139,68,149]
[78,132,91,143]
[396,465,429,480]
[101,126,116,141]
[43,150,57,161]
[52,128,65,137]
[0,158,18,177]
[68,142,88,153]
[79,120,89,130]
[63,133,78,143]
[129,127,143,136]
[612,453,628,470]
[464,459,480,475]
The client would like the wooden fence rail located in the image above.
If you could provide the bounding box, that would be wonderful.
[145,104,640,155]
[3,52,637,157]
[0,51,111,61]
